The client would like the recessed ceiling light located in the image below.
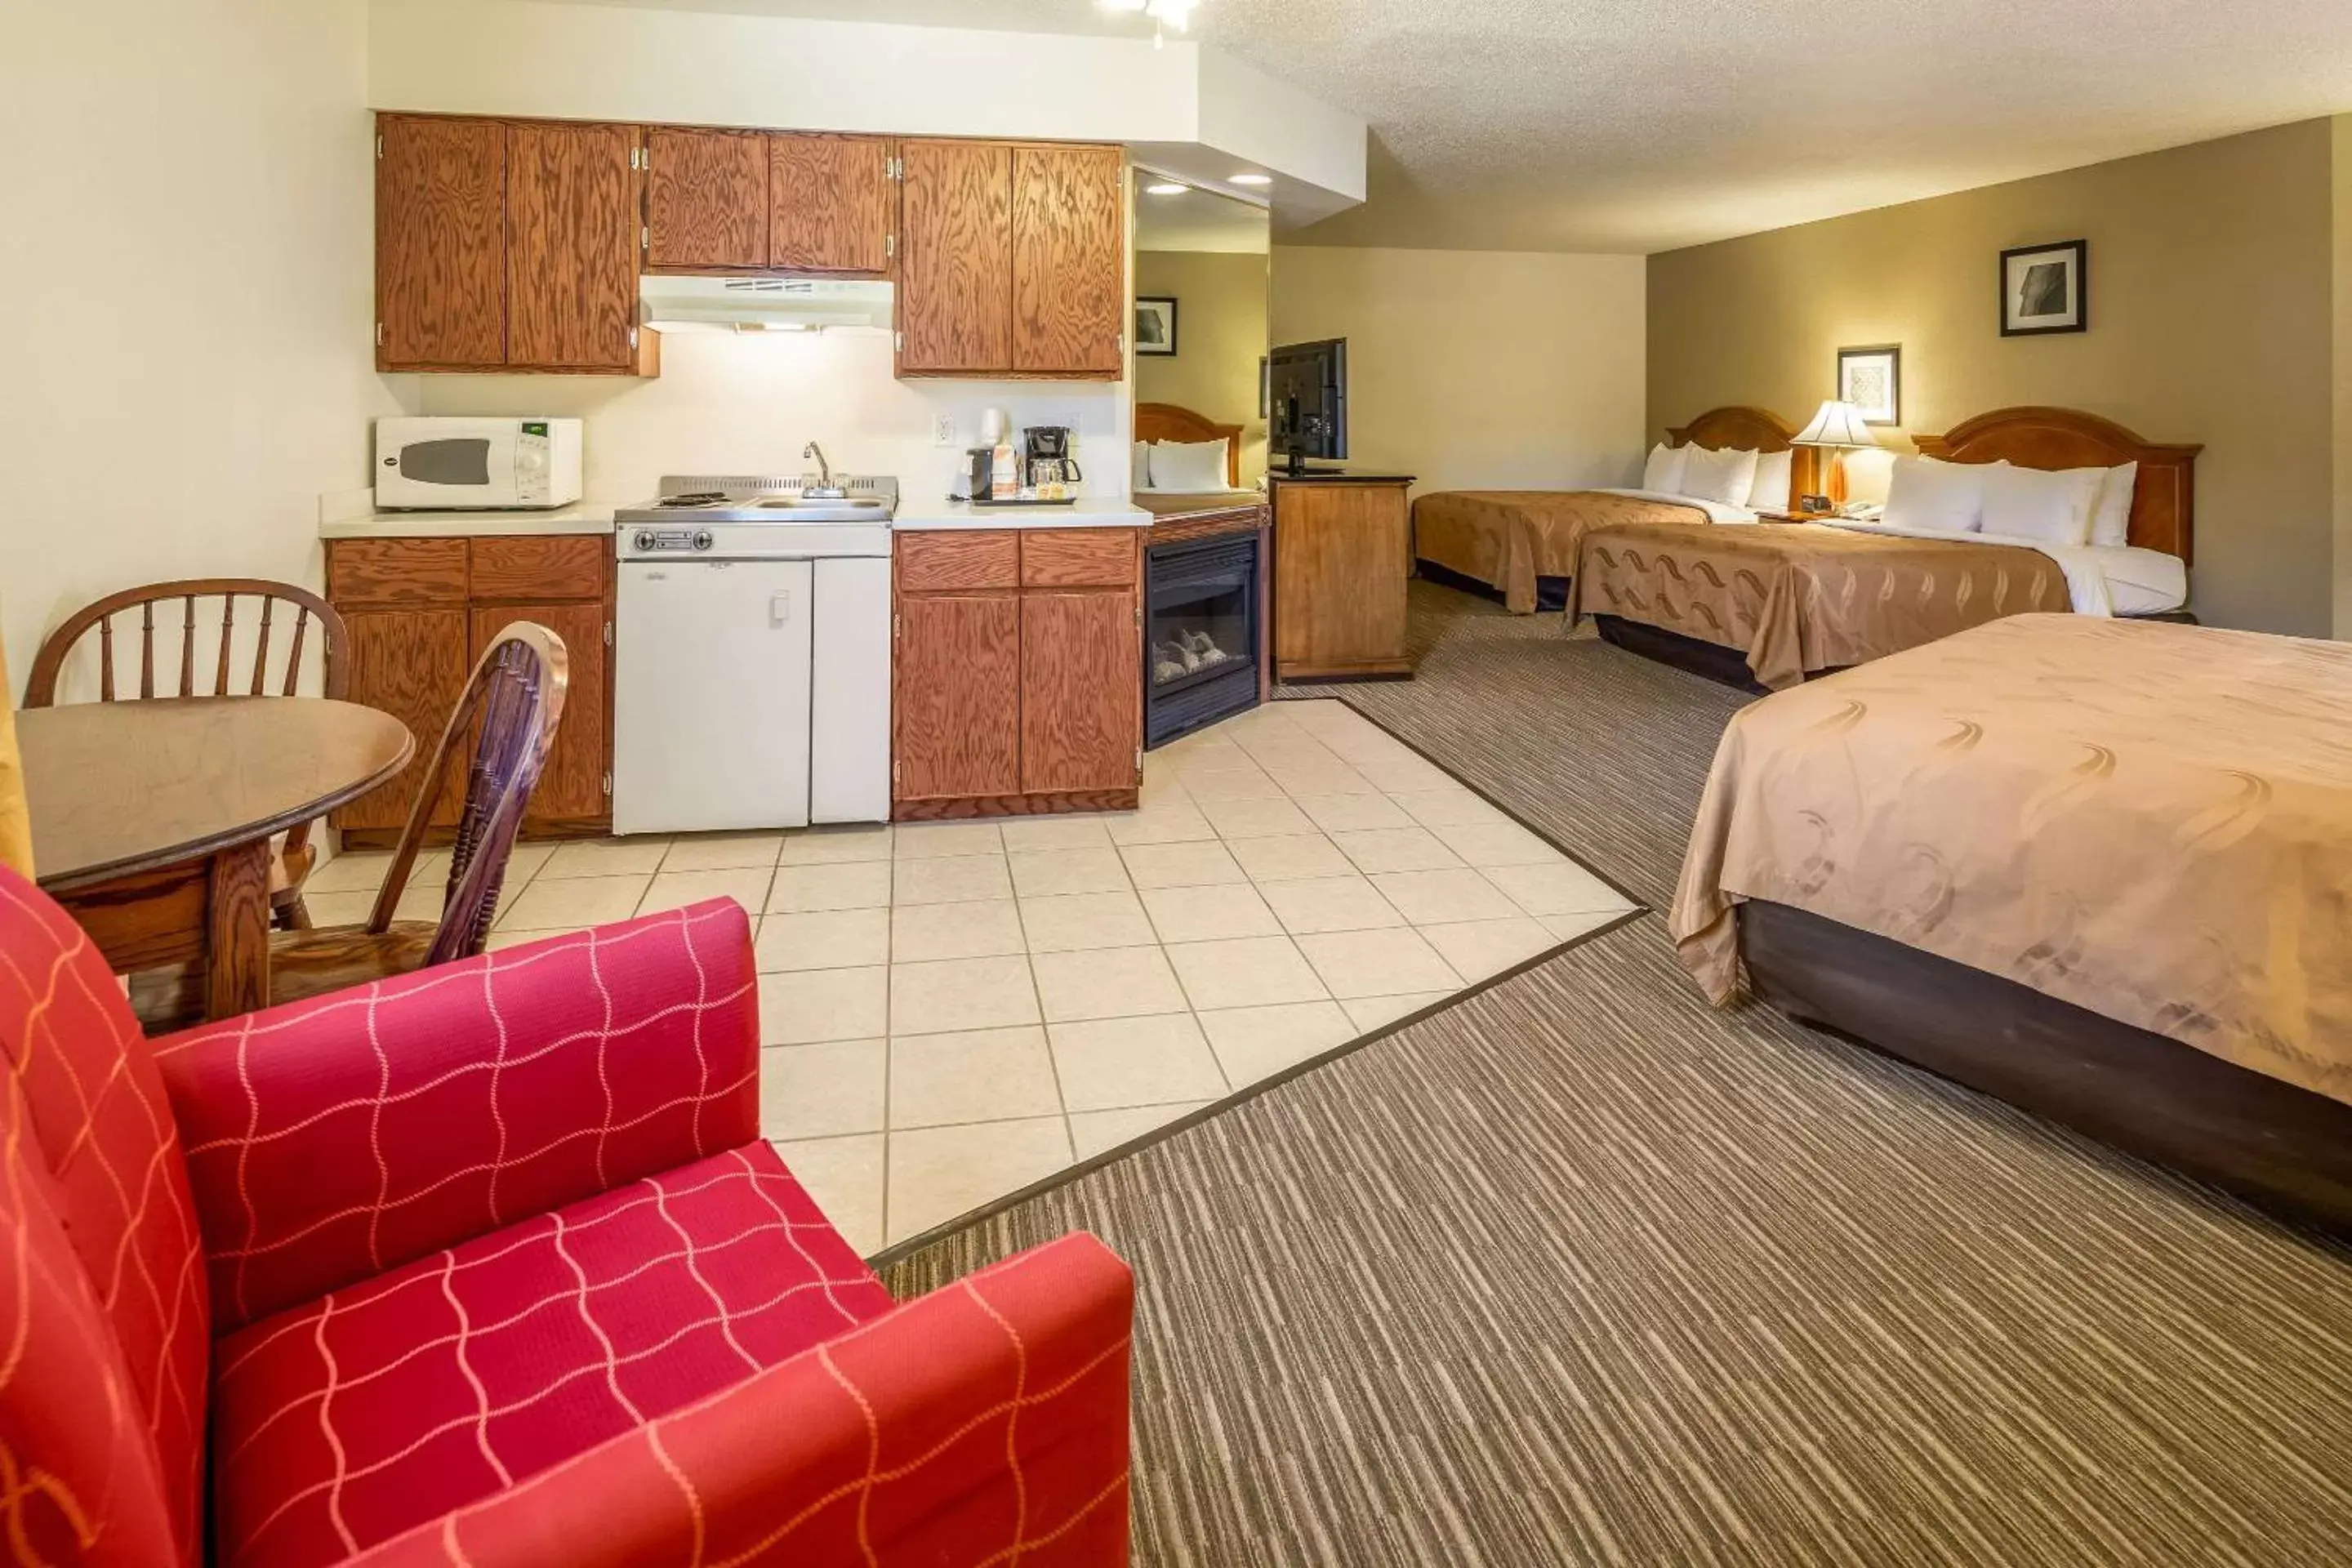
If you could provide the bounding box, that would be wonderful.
[1144,182,1189,196]
[1230,173,1272,187]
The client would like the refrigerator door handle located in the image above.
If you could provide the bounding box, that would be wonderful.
[770,590,793,628]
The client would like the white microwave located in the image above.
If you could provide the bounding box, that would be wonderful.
[375,417,584,510]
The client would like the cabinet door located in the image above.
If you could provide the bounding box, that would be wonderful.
[894,594,1021,801]
[1011,145,1125,376]
[898,140,1012,375]
[507,122,642,370]
[1021,590,1138,794]
[770,133,894,275]
[647,127,768,270]
[333,608,472,832]
[376,116,506,371]
[472,602,609,826]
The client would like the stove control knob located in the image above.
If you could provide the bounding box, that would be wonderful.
[693,529,714,552]
[632,530,656,553]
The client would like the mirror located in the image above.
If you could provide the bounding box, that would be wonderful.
[1132,173,1271,492]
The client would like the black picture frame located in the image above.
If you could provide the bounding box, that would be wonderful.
[1999,239,2088,337]
[1837,344,1902,426]
[1135,296,1180,356]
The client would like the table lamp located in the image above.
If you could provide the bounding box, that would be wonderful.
[1791,399,1880,514]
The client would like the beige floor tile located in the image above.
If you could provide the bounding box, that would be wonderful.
[501,844,555,884]
[1200,796,1316,840]
[1048,1013,1228,1111]
[1018,890,1159,954]
[1352,754,1463,792]
[1142,884,1281,945]
[771,1133,885,1258]
[1295,927,1461,999]
[637,867,773,920]
[1106,799,1216,845]
[498,874,651,932]
[1070,1102,1209,1160]
[889,1027,1063,1128]
[1008,846,1131,899]
[1430,821,1565,868]
[892,899,1027,963]
[1169,737,1253,770]
[755,908,891,973]
[484,929,559,953]
[660,832,786,872]
[998,815,1116,853]
[1543,908,1630,943]
[302,889,381,928]
[540,838,671,879]
[1481,861,1629,918]
[1031,945,1187,1022]
[1263,763,1381,797]
[1165,934,1329,1011]
[1227,832,1354,884]
[887,1117,1073,1243]
[1330,827,1463,875]
[889,955,1040,1036]
[760,1040,886,1139]
[1294,793,1414,834]
[777,824,894,865]
[1340,991,1455,1035]
[1196,1000,1357,1086]
[768,860,893,914]
[1120,840,1247,890]
[1392,790,1513,831]
[1178,767,1289,804]
[760,966,890,1045]
[1419,917,1557,982]
[893,854,1015,906]
[1258,875,1407,935]
[893,821,1004,858]
[1370,867,1526,925]
[307,852,399,894]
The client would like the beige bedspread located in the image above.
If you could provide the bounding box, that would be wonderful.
[1414,492,1708,614]
[1575,522,2072,689]
[1673,615,2352,1104]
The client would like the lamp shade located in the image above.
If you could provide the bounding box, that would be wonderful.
[1792,400,1880,448]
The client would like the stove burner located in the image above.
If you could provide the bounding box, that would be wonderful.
[657,492,731,509]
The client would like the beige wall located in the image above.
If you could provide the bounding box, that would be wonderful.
[1271,247,1648,495]
[1649,120,2337,637]
[1137,251,1271,482]
[1,0,403,697]
[2335,115,2352,636]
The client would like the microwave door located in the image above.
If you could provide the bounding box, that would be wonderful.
[398,438,497,489]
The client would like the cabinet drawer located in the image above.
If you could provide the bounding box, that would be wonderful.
[471,535,607,601]
[327,538,469,606]
[1022,528,1136,588]
[898,530,1020,592]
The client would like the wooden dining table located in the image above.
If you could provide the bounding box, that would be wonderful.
[21,697,414,1022]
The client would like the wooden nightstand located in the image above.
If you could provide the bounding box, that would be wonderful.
[1756,510,1832,523]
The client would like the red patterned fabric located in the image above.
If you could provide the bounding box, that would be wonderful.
[212,1143,893,1567]
[0,868,208,1566]
[153,902,762,1330]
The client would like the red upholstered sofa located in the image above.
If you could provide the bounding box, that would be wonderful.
[0,872,1133,1566]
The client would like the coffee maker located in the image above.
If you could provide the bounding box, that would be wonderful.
[1023,426,1082,488]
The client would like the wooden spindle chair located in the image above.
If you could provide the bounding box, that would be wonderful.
[130,623,568,1030]
[25,580,350,929]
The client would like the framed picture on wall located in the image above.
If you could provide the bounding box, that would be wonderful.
[2000,239,2088,336]
[1135,296,1179,356]
[1837,345,1902,425]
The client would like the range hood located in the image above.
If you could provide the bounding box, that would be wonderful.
[639,275,893,334]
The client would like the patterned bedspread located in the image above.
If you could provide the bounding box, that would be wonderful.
[1414,491,1708,614]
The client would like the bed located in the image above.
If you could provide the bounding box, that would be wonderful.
[1412,406,1817,614]
[1133,401,1261,519]
[1577,407,2200,691]
[1673,612,2352,1230]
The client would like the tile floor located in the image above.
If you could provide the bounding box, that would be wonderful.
[314,700,1635,1257]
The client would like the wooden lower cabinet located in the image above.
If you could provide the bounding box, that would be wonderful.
[893,529,1140,818]
[1270,476,1415,682]
[337,607,471,832]
[470,601,608,824]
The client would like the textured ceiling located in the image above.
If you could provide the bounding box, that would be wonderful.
[541,0,2352,253]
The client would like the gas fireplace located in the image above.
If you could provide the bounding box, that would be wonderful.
[1145,532,1262,747]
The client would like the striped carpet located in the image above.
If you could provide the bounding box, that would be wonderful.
[882,583,2352,1567]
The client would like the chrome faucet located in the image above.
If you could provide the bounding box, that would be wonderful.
[802,441,844,498]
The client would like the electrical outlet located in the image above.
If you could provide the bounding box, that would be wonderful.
[931,412,960,448]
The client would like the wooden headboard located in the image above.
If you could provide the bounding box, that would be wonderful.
[1135,402,1244,489]
[1914,407,2201,562]
[1664,406,1823,505]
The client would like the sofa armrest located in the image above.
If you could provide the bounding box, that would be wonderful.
[352,1232,1135,1567]
[154,899,761,1331]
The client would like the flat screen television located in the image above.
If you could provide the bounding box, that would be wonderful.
[1268,337,1348,475]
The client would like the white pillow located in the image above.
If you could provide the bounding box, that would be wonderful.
[1746,449,1793,513]
[1147,439,1232,493]
[1642,443,1688,495]
[2087,461,2138,547]
[1882,456,1989,533]
[1978,461,2104,546]
[1132,441,1154,492]
[1679,445,1760,506]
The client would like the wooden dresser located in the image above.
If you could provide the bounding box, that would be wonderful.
[1268,474,1416,682]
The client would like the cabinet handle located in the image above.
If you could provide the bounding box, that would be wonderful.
[770,590,793,627]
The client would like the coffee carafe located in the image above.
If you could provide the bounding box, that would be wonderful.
[1023,425,1083,488]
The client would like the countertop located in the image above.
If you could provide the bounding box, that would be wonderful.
[322,505,617,541]
[890,498,1151,532]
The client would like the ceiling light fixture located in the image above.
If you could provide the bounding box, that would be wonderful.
[1144,181,1190,196]
[1229,173,1272,187]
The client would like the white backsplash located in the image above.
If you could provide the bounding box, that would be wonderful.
[404,327,1130,504]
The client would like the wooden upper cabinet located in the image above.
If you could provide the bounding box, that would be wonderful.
[647,127,770,270]
[1011,145,1126,376]
[898,139,1013,376]
[506,122,643,370]
[770,133,894,275]
[376,116,507,371]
